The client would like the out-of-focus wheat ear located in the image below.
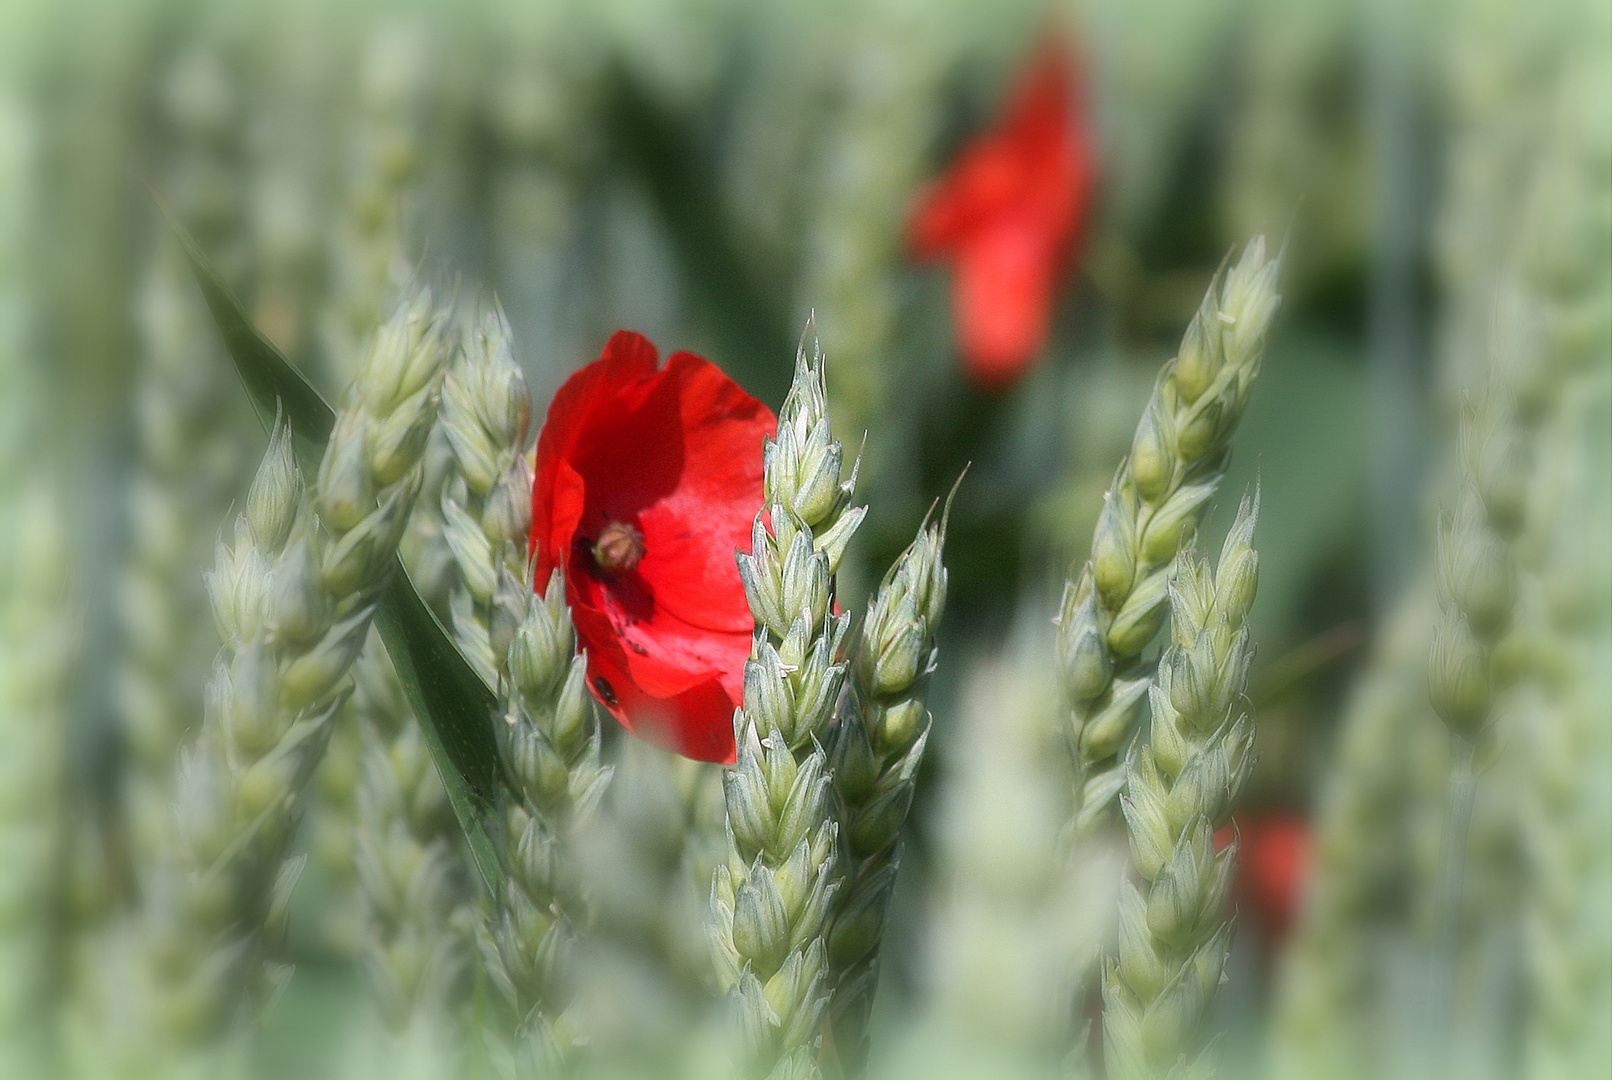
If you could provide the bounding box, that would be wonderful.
[116,43,259,900]
[1102,491,1261,1079]
[1058,237,1281,840]
[85,288,452,1072]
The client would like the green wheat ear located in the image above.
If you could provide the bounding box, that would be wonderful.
[1103,490,1261,1080]
[715,324,863,1079]
[84,289,451,1073]
[825,476,954,1065]
[0,103,72,1068]
[442,303,610,1074]
[1058,237,1282,842]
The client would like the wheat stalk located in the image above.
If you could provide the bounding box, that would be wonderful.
[712,331,863,1079]
[1102,492,1260,1080]
[1058,239,1281,838]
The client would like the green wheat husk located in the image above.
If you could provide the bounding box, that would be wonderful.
[70,289,449,1076]
[713,330,865,1080]
[348,300,537,1067]
[1057,238,1281,839]
[478,570,610,1077]
[1100,492,1261,1080]
[826,504,949,1062]
[436,304,535,685]
[433,305,607,1078]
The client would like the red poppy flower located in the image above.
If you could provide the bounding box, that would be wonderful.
[910,36,1096,389]
[531,331,777,764]
[1217,812,1311,943]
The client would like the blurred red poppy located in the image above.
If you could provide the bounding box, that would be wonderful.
[1218,812,1311,943]
[910,36,1096,389]
[531,330,776,764]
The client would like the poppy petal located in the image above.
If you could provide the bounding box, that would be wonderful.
[572,603,740,764]
[533,330,662,586]
[954,224,1059,388]
[908,34,1096,389]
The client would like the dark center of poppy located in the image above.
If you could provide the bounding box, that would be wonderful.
[592,520,646,574]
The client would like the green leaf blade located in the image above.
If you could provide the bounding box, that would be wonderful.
[375,575,505,891]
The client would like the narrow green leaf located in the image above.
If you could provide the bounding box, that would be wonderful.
[158,195,508,894]
[374,576,505,892]
[156,190,333,477]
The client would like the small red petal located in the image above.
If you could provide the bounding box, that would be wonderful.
[954,224,1058,388]
[909,32,1098,389]
[533,330,662,585]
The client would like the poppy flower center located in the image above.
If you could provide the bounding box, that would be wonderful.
[592,520,646,574]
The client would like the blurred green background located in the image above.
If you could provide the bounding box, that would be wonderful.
[1,0,1606,1076]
